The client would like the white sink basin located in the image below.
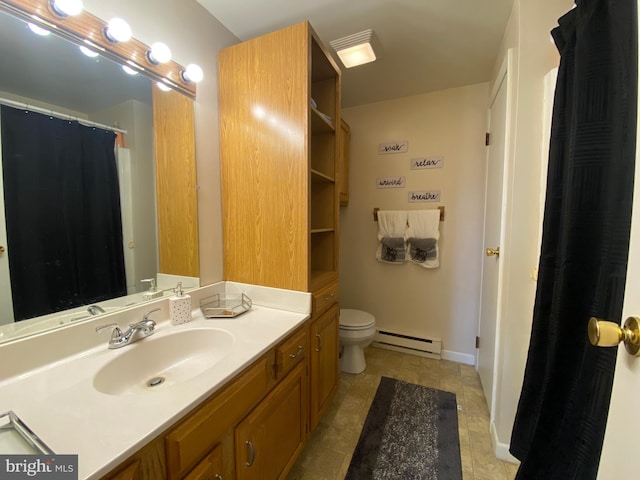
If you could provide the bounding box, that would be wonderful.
[93,328,234,395]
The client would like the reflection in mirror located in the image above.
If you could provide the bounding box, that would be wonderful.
[0,8,198,344]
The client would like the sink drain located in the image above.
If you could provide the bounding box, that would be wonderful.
[147,376,165,387]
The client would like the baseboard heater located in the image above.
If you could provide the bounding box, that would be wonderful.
[373,329,442,359]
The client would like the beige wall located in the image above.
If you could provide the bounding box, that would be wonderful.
[340,83,489,362]
[489,0,574,456]
[83,0,238,285]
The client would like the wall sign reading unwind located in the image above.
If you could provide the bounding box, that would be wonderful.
[409,191,441,202]
[376,176,406,189]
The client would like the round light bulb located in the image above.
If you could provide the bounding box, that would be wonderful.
[104,18,132,43]
[50,0,83,17]
[122,65,138,75]
[182,63,204,83]
[28,23,51,36]
[79,45,99,57]
[147,42,172,65]
[156,82,172,92]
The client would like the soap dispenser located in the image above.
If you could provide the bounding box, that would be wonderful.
[141,278,163,300]
[169,282,192,325]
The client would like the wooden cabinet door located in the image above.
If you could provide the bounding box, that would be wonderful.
[234,362,308,480]
[338,118,350,206]
[309,303,339,431]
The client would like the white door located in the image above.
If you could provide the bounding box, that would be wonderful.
[0,111,15,325]
[596,6,640,474]
[477,51,511,415]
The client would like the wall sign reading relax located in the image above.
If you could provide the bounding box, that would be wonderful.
[411,156,444,170]
[409,191,441,202]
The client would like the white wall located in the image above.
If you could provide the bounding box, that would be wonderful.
[489,0,574,455]
[83,0,239,285]
[340,83,489,362]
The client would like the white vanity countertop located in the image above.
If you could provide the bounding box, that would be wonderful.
[0,283,311,479]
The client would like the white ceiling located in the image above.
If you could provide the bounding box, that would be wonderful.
[196,0,515,107]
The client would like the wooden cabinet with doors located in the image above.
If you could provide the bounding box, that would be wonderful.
[218,20,341,293]
[218,21,342,435]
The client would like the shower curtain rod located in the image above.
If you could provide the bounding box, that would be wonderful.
[0,97,128,134]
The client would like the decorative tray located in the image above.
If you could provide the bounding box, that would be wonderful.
[200,293,252,318]
[0,411,54,454]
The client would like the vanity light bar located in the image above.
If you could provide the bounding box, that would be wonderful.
[0,0,199,98]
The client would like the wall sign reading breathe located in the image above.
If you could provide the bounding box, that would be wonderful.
[409,191,441,202]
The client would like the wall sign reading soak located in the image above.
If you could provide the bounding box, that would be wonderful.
[409,191,441,202]
[410,156,444,170]
[376,176,406,189]
[378,140,408,155]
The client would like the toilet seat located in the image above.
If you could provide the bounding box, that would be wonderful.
[340,309,375,330]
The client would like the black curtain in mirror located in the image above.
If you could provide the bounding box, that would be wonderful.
[0,105,127,321]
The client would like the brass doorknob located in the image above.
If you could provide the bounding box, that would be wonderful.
[0,246,4,255]
[588,316,640,356]
[486,247,500,257]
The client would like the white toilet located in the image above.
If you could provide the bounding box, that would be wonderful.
[339,309,376,374]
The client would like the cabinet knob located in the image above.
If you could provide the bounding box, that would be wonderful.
[289,346,304,358]
[315,333,323,352]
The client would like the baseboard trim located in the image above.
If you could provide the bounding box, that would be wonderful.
[490,421,520,464]
[441,350,476,365]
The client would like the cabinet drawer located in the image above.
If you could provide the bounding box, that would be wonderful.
[183,444,223,480]
[275,326,308,380]
[165,352,276,480]
[312,281,339,317]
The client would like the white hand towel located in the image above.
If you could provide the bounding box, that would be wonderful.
[406,210,440,268]
[376,210,408,264]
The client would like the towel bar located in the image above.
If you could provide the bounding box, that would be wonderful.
[373,206,445,222]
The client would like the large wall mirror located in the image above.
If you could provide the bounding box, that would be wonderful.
[0,2,199,344]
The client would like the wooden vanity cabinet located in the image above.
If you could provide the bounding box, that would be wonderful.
[101,324,309,480]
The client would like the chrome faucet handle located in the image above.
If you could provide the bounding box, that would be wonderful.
[143,308,161,322]
[95,323,123,341]
[129,308,160,330]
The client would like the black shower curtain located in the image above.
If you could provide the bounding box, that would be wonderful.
[0,105,127,320]
[510,1,637,479]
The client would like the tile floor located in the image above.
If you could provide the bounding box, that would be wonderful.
[286,346,519,480]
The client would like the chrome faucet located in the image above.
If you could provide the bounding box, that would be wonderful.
[96,308,160,349]
[87,305,106,315]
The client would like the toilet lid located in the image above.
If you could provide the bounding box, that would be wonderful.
[340,309,375,329]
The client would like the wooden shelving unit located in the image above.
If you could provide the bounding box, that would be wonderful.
[219,21,341,294]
